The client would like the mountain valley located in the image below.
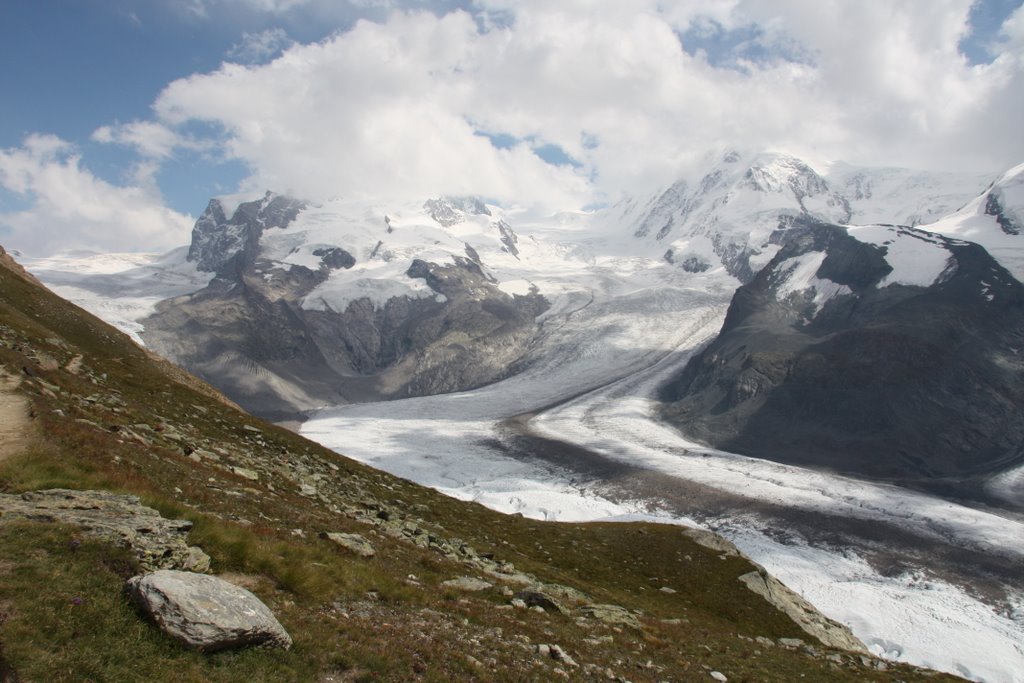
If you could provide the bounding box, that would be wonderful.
[16,151,1024,682]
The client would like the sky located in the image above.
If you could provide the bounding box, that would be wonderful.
[1,0,1023,255]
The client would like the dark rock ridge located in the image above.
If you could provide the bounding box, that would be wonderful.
[142,194,547,419]
[660,217,1024,500]
[188,192,307,275]
[986,187,1022,236]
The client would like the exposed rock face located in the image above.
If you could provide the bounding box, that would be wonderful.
[424,196,491,226]
[0,489,210,572]
[127,570,292,652]
[739,569,866,653]
[189,193,307,275]
[660,218,1024,495]
[986,185,1022,236]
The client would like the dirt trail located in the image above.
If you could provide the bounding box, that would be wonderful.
[0,368,31,461]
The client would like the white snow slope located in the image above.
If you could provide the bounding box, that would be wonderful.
[20,247,212,346]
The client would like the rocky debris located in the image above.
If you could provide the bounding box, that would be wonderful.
[710,671,728,682]
[739,569,866,652]
[321,531,376,558]
[441,576,492,592]
[0,489,210,573]
[579,604,642,630]
[127,570,292,652]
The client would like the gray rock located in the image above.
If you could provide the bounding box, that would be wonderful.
[321,531,375,558]
[231,466,259,481]
[549,644,578,667]
[514,589,566,614]
[710,672,728,682]
[441,576,492,592]
[579,604,642,629]
[739,569,865,652]
[680,527,741,556]
[127,570,291,652]
[0,489,210,572]
[778,637,806,648]
[534,582,590,606]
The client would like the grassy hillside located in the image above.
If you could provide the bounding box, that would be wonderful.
[0,245,959,682]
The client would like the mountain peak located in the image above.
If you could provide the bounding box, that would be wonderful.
[423,196,492,227]
[187,192,306,274]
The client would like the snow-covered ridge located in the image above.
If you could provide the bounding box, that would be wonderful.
[605,150,995,285]
[925,162,1024,280]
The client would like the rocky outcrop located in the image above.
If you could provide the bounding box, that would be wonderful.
[321,531,375,558]
[739,568,866,653]
[424,196,491,226]
[127,570,292,652]
[0,489,210,572]
[188,193,306,275]
[441,576,493,592]
[661,218,1024,494]
[579,604,641,629]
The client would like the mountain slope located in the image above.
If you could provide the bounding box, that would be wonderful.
[3,242,958,681]
[925,161,1024,280]
[659,217,1024,500]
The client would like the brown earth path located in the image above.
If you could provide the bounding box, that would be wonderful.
[0,368,31,461]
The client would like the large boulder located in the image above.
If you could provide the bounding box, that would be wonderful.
[127,570,292,652]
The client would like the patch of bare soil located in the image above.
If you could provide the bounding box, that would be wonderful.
[0,368,31,461]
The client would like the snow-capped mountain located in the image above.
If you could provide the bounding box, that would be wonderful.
[135,192,557,419]
[604,151,990,283]
[660,215,1024,492]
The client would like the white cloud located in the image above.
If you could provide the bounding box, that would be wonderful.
[0,135,194,256]
[142,2,1024,211]
[92,121,187,159]
[227,28,294,63]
